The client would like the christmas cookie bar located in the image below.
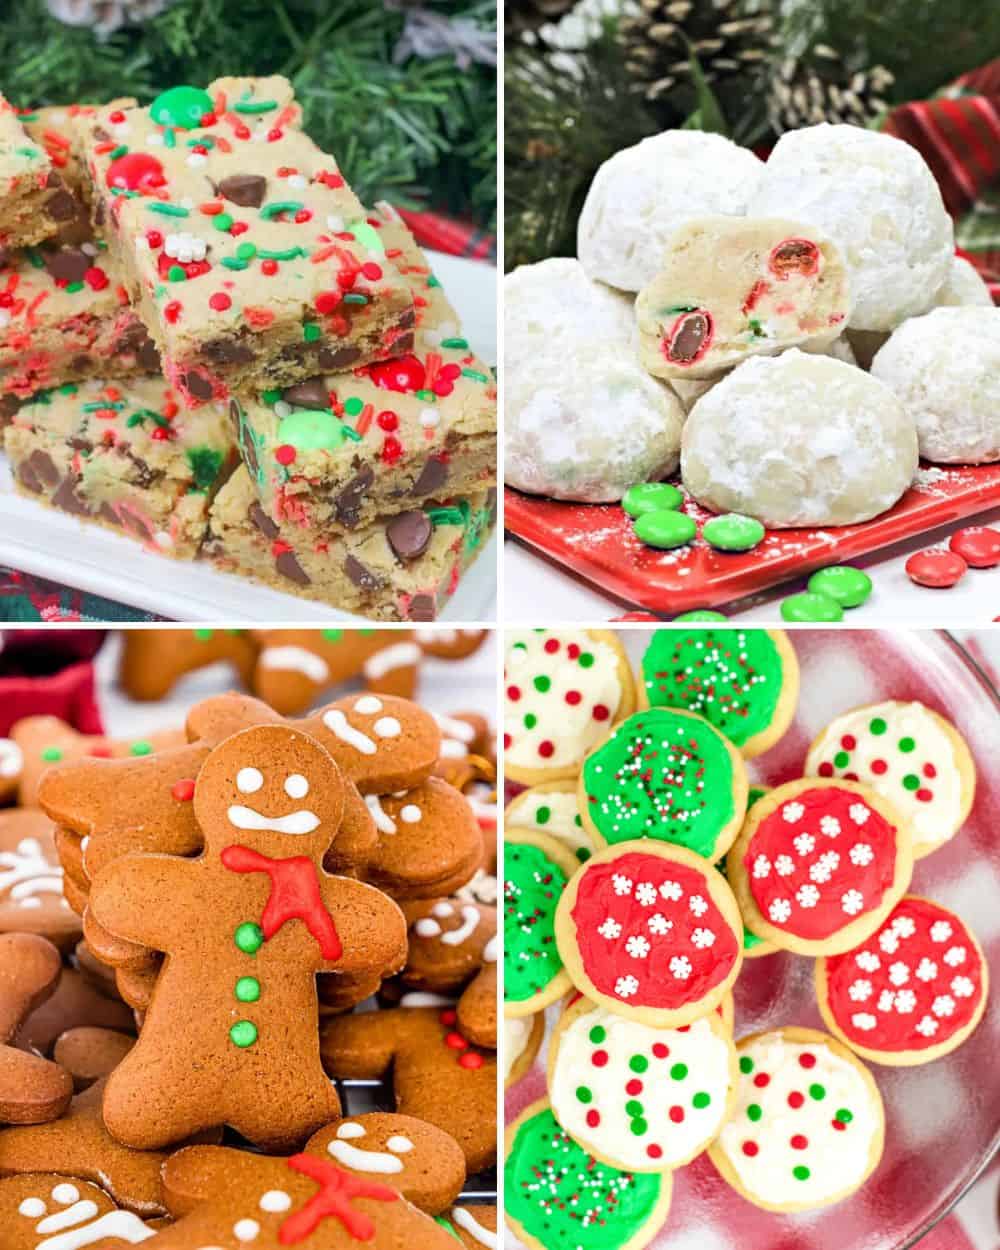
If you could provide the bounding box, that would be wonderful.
[204,465,495,620]
[640,628,799,758]
[708,1027,885,1212]
[504,829,578,1018]
[504,630,636,787]
[504,1010,544,1089]
[816,895,988,1066]
[555,841,744,1026]
[579,707,748,859]
[504,780,597,864]
[636,216,850,380]
[547,996,737,1171]
[505,1098,672,1250]
[726,779,914,956]
[229,329,495,535]
[0,97,76,250]
[0,245,159,399]
[83,78,416,407]
[805,701,975,859]
[6,376,236,558]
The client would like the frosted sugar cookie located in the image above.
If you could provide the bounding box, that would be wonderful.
[504,830,579,1018]
[504,1010,545,1088]
[578,129,764,292]
[816,895,988,1066]
[505,780,596,864]
[504,630,636,786]
[681,351,918,528]
[636,216,850,380]
[555,841,744,1027]
[726,779,913,956]
[505,1098,672,1250]
[547,997,737,1170]
[579,707,748,860]
[708,1027,885,1212]
[805,700,975,858]
[748,123,953,332]
[718,785,776,960]
[639,627,798,758]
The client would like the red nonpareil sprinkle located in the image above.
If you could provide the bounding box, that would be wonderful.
[316,170,345,189]
[162,399,178,418]
[565,690,582,706]
[444,1031,468,1051]
[361,262,383,281]
[538,740,555,758]
[244,306,275,329]
[200,111,217,127]
[275,444,296,466]
[440,1009,457,1026]
[376,411,398,432]
[151,425,173,441]
[315,291,341,314]
[108,111,126,125]
[146,229,163,248]
[458,1052,483,1070]
[208,292,232,311]
[164,301,182,324]
[260,260,278,276]
[171,778,195,801]
[381,435,403,464]
[229,220,248,235]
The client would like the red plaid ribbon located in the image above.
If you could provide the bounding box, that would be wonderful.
[397,207,496,262]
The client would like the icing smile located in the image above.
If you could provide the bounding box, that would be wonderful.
[226,806,320,835]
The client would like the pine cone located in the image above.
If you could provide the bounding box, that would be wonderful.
[505,0,579,42]
[769,44,895,133]
[619,0,774,103]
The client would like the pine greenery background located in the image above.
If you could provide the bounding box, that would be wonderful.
[0,0,496,229]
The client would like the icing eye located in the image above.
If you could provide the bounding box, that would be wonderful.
[18,1198,46,1217]
[354,695,383,715]
[337,1122,366,1139]
[387,1135,414,1154]
[374,717,401,739]
[51,1184,79,1205]
[237,768,264,794]
[284,774,309,799]
[259,1190,292,1213]
[400,804,422,823]
[234,1218,261,1240]
[433,902,454,918]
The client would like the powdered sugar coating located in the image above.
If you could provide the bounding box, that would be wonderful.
[871,307,1000,464]
[748,124,953,332]
[505,258,638,364]
[933,256,993,308]
[681,351,917,527]
[578,130,764,292]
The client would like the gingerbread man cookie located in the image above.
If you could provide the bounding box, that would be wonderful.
[119,627,259,702]
[14,967,134,1057]
[52,1026,135,1091]
[88,724,407,1151]
[252,629,423,713]
[0,934,73,1126]
[0,737,23,806]
[504,630,636,786]
[0,811,80,951]
[397,899,496,994]
[0,1174,157,1249]
[444,1203,498,1250]
[416,628,488,661]
[457,956,497,1050]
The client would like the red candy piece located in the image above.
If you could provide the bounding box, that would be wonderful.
[612,612,660,622]
[948,526,1000,568]
[905,549,967,589]
[106,152,165,192]
[367,354,426,393]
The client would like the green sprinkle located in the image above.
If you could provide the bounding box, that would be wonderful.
[739,1057,754,1074]
[575,1086,592,1103]
[793,1166,810,1181]
[670,1063,688,1081]
[168,265,187,282]
[461,368,489,382]
[579,653,594,669]
[747,1103,762,1122]
[262,389,282,404]
[129,741,153,756]
[213,213,234,231]
[747,317,764,337]
[235,976,261,1003]
[25,249,44,269]
[523,713,537,729]
[440,336,469,350]
[903,774,920,791]
[237,242,258,260]
[302,322,320,342]
[630,1118,648,1135]
[234,922,264,954]
[870,717,887,735]
[343,292,368,305]
[194,629,213,641]
[234,99,278,113]
[41,747,63,762]
[625,1100,643,1117]
[834,750,850,768]
[835,1108,853,1123]
[660,304,697,314]
[230,1021,258,1048]
[629,1055,649,1074]
[899,737,916,753]
[83,401,125,412]
[163,127,176,148]
[322,629,343,642]
[426,506,467,527]
[809,1083,826,1101]
[258,246,308,261]
[260,200,303,220]
[343,396,364,417]
[588,1025,606,1044]
[535,805,551,825]
[108,144,128,159]
[65,281,84,293]
[692,1092,711,1109]
[147,202,190,218]
[534,676,551,693]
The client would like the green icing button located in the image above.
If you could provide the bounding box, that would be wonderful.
[674,610,727,621]
[278,409,347,452]
[623,482,683,517]
[781,591,844,623]
[702,513,765,552]
[235,976,261,1003]
[807,565,873,608]
[150,85,213,130]
[634,509,696,550]
[230,1020,258,1048]
[234,922,264,955]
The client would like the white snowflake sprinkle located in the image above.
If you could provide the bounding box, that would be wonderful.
[943,945,966,967]
[951,976,975,998]
[849,803,871,825]
[888,961,910,987]
[648,913,672,936]
[930,921,953,943]
[614,975,639,999]
[768,898,792,924]
[894,989,916,1013]
[612,874,633,896]
[891,916,916,939]
[796,884,820,909]
[932,995,956,1018]
[626,935,651,959]
[634,882,658,907]
[852,1012,877,1031]
[810,851,840,883]
[775,855,795,877]
[878,931,900,955]
[848,979,872,1002]
[659,880,682,902]
[669,955,692,980]
[849,843,874,866]
[752,855,771,879]
[598,918,622,940]
[841,889,865,916]
[877,989,896,1012]
[691,927,716,949]
[855,950,881,973]
[915,1015,939,1038]
[782,802,805,822]
[793,833,816,856]
[915,958,938,982]
[689,894,708,917]
[820,815,841,837]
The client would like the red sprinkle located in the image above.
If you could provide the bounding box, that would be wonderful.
[790,1134,809,1150]
[591,1050,608,1067]
[208,292,232,311]
[164,301,182,324]
[742,1141,759,1157]
[261,260,278,276]
[669,1106,685,1123]
[171,779,196,802]
[905,549,968,589]
[798,1053,816,1069]
[565,691,582,706]
[315,291,341,314]
[538,741,554,759]
[275,445,296,467]
[84,267,109,291]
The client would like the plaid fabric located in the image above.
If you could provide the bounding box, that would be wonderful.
[884,58,1000,299]
[398,207,497,262]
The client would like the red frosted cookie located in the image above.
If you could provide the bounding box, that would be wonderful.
[816,895,988,1065]
[555,842,743,1026]
[726,779,913,956]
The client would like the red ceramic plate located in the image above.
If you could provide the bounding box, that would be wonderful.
[504,464,1000,612]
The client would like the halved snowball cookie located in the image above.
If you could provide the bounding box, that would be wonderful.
[636,216,851,380]
[748,124,953,332]
[871,307,1000,464]
[681,351,918,527]
[578,130,764,292]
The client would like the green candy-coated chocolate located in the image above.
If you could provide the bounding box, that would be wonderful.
[807,565,873,608]
[277,409,346,452]
[150,85,214,130]
[623,482,683,517]
[634,509,696,550]
[674,610,727,621]
[702,513,765,552]
[781,591,844,623]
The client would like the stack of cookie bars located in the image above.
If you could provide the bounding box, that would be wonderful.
[0,79,497,620]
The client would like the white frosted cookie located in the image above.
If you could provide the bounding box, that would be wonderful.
[548,999,736,1171]
[748,124,953,332]
[636,216,851,380]
[681,351,918,527]
[709,1027,885,1212]
[504,629,635,785]
[871,307,1000,463]
[578,130,764,292]
[805,700,975,858]
[504,780,596,864]
[934,255,993,307]
[504,1010,544,1088]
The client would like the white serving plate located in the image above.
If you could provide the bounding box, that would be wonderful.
[0,251,497,623]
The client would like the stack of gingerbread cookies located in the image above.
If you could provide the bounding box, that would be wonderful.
[0,634,498,1246]
[503,627,989,1247]
[0,80,496,619]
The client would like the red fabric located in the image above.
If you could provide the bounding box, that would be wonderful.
[220,845,341,960]
[0,659,103,737]
[397,207,496,262]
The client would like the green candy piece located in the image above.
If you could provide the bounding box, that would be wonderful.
[807,565,873,608]
[781,591,844,623]
[150,85,213,130]
[504,842,568,1003]
[702,513,765,552]
[623,482,683,517]
[634,509,696,550]
[674,610,727,621]
[277,409,346,452]
[234,922,264,955]
[235,976,261,1003]
[229,1020,258,1048]
[346,221,385,255]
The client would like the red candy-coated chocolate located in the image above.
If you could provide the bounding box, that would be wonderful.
[905,549,967,589]
[948,526,1000,568]
[612,612,661,622]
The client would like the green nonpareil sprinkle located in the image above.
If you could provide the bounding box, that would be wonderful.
[148,202,189,217]
[168,265,187,282]
[259,200,303,219]
[236,242,257,260]
[414,389,435,402]
[213,213,233,231]
[462,368,488,382]
[234,99,278,113]
[258,246,307,261]
[262,389,282,404]
[342,396,364,416]
[83,401,125,412]
[440,336,469,349]
[427,275,441,288]
[58,383,77,395]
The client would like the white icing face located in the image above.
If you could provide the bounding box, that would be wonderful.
[0,836,64,904]
[365,794,397,835]
[17,1181,155,1245]
[227,766,320,835]
[233,1217,260,1240]
[550,1009,733,1170]
[362,641,421,680]
[354,695,383,715]
[259,645,330,683]
[323,702,400,755]
[718,1031,882,1207]
[451,1207,498,1249]
[327,1122,415,1173]
[259,1190,292,1213]
[503,1015,532,1083]
[505,787,594,861]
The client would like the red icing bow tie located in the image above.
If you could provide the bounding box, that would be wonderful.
[279,1155,398,1243]
[221,845,342,960]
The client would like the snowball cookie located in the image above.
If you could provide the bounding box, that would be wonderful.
[506,353,686,502]
[636,216,851,380]
[871,307,1000,463]
[934,255,993,307]
[748,124,954,333]
[578,130,764,292]
[681,350,917,527]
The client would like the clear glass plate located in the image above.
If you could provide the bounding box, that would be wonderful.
[504,628,1000,1250]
